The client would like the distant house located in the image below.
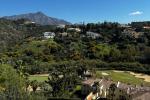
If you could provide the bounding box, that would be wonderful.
[122,28,143,39]
[43,32,55,39]
[59,32,68,36]
[24,21,36,24]
[86,31,101,39]
[120,24,131,28]
[57,24,66,28]
[143,26,150,29]
[67,28,81,32]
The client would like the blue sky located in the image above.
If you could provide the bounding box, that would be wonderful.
[0,0,150,23]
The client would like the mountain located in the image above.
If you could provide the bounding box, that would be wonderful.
[2,12,71,25]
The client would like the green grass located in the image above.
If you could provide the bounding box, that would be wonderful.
[96,70,150,86]
[29,70,150,85]
[29,75,48,82]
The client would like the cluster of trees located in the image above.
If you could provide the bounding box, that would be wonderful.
[0,20,150,75]
[0,64,47,100]
[4,37,148,74]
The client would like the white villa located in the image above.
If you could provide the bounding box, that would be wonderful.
[24,20,36,25]
[59,32,68,36]
[43,32,55,39]
[67,28,81,32]
[57,24,66,28]
[122,28,143,39]
[86,31,101,39]
[143,26,150,29]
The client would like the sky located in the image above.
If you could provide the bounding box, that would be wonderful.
[0,0,150,23]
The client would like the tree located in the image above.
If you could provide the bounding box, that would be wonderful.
[108,84,117,100]
[0,64,26,100]
[30,80,39,92]
[46,64,79,98]
[122,45,137,62]
[109,47,121,62]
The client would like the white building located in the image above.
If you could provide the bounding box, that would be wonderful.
[59,32,68,36]
[122,28,143,39]
[120,24,131,28]
[143,26,150,29]
[67,28,81,32]
[86,31,101,39]
[57,24,66,28]
[43,32,55,39]
[24,21,36,25]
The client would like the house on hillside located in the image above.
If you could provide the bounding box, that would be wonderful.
[43,32,55,39]
[67,28,81,33]
[122,28,143,39]
[120,24,131,28]
[59,32,68,36]
[57,24,66,28]
[86,31,101,39]
[143,26,150,29]
[24,20,36,25]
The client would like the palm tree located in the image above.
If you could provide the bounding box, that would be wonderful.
[30,80,38,92]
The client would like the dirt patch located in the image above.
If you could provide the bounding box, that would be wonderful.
[101,72,109,76]
[113,70,125,73]
[113,70,150,83]
[129,72,150,83]
[30,74,49,77]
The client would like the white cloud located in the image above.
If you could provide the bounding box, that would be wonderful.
[129,11,143,16]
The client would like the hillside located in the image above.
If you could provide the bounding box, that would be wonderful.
[2,12,71,25]
[0,19,25,52]
[0,21,150,100]
[0,18,42,52]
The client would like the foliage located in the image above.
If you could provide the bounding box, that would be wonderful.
[1,19,150,99]
[0,64,25,99]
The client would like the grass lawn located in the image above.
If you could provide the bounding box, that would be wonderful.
[95,70,150,86]
[29,75,48,82]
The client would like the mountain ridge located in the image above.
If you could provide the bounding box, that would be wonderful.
[2,12,71,25]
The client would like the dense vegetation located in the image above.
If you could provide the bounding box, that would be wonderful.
[0,19,150,99]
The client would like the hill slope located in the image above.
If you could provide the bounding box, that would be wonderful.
[0,19,24,52]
